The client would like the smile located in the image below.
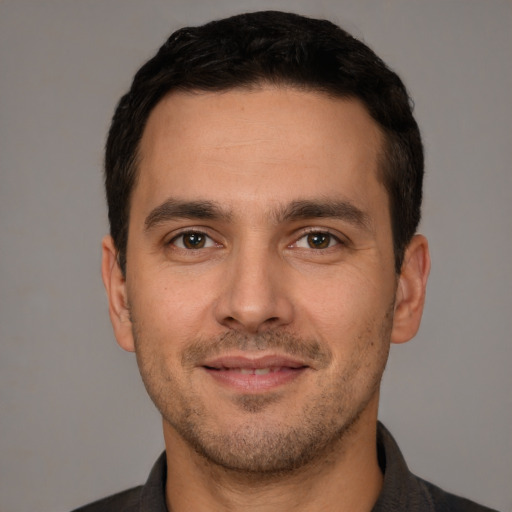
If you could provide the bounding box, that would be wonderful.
[201,355,309,392]
[216,367,286,375]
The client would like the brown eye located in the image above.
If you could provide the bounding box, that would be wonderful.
[172,232,214,249]
[293,231,340,250]
[306,233,332,249]
[183,233,205,249]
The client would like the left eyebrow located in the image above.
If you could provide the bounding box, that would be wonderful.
[274,199,374,232]
[144,198,232,231]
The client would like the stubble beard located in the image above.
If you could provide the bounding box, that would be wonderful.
[133,311,392,477]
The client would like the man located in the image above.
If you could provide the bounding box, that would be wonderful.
[76,11,496,512]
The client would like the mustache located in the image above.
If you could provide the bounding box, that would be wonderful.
[181,331,332,369]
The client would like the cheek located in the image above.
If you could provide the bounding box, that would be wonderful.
[128,268,220,346]
[295,265,393,333]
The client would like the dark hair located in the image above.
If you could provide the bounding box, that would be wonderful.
[105,11,423,274]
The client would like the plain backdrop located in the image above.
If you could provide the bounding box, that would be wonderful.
[1,1,511,511]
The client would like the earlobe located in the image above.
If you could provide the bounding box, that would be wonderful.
[391,234,431,344]
[101,236,135,352]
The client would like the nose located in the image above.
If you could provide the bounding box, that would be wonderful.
[213,244,294,334]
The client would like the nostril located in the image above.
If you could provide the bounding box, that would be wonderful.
[221,315,282,333]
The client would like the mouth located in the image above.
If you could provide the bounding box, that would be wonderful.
[200,354,309,392]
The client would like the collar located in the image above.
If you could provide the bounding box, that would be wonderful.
[137,423,433,512]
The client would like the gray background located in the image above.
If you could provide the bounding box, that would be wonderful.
[1,1,511,511]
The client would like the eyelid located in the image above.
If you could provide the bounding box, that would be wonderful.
[164,226,349,250]
[290,227,348,248]
[167,228,221,249]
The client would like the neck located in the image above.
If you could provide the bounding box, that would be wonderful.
[163,402,383,512]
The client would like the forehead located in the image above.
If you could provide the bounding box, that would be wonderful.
[135,87,386,217]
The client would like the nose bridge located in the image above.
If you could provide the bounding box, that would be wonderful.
[215,234,292,332]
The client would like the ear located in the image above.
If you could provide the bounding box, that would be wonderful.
[391,234,431,344]
[101,236,135,352]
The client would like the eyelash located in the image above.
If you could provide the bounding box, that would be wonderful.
[168,230,219,250]
[167,228,346,251]
[291,229,345,250]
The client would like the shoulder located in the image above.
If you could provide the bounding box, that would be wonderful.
[375,423,498,512]
[70,485,143,512]
[71,452,167,512]
[417,477,499,512]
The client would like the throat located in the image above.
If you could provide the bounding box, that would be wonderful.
[162,410,384,512]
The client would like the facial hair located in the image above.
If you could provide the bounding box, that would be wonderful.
[133,312,392,476]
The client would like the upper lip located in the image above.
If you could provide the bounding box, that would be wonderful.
[201,354,309,370]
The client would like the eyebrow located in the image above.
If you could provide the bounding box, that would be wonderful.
[144,199,233,231]
[275,199,373,232]
[144,197,372,232]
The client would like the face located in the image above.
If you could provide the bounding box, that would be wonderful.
[103,87,427,474]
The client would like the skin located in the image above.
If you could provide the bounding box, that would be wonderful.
[102,87,430,512]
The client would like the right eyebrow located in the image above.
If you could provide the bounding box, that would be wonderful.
[144,198,232,232]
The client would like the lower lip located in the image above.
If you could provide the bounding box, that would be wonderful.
[203,367,308,392]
